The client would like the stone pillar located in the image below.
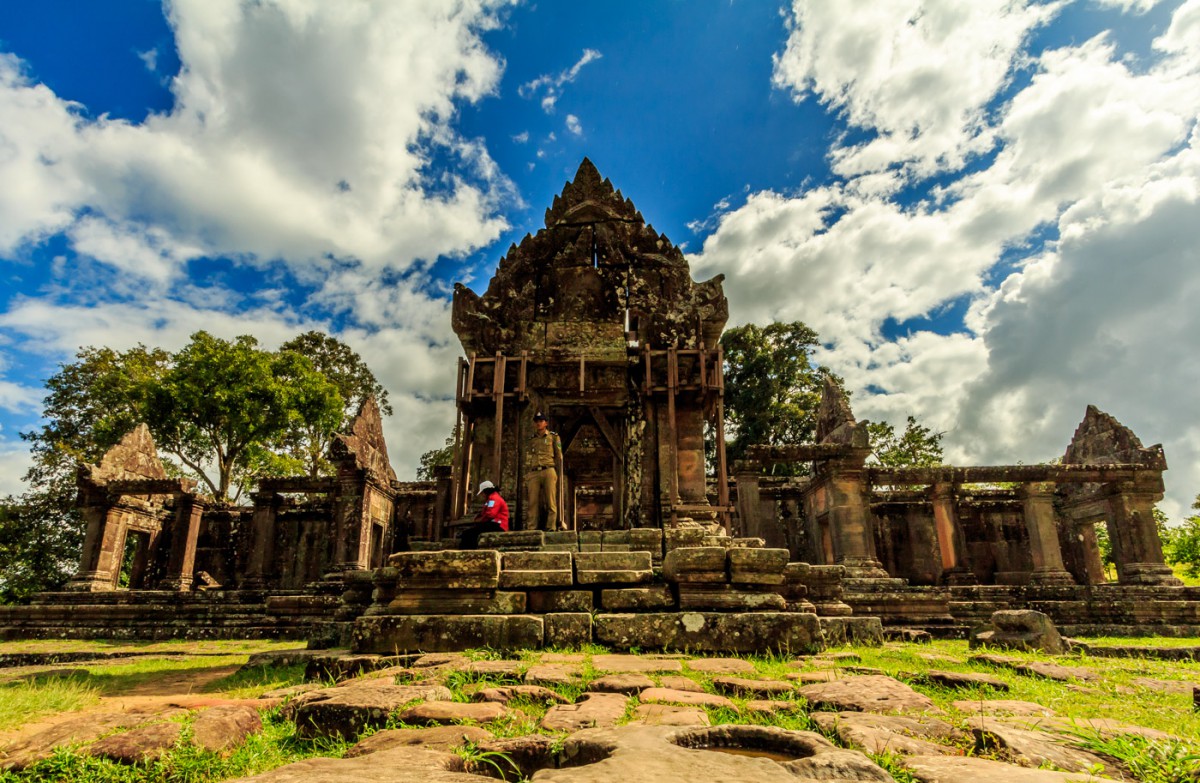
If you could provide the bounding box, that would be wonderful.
[66,503,126,592]
[331,469,369,575]
[826,453,889,578]
[929,483,976,585]
[159,494,206,590]
[1074,520,1108,585]
[1104,479,1182,586]
[1019,482,1075,585]
[242,491,279,589]
[734,465,761,540]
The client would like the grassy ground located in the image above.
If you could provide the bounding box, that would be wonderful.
[0,640,297,656]
[2,638,1199,782]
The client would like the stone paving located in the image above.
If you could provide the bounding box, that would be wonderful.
[2,641,1199,782]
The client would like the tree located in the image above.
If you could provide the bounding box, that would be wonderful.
[0,331,378,600]
[1163,494,1200,580]
[1,345,171,602]
[720,321,836,468]
[867,416,944,467]
[144,332,343,502]
[279,331,393,477]
[417,434,456,480]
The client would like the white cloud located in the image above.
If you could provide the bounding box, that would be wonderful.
[695,0,1200,516]
[519,48,602,115]
[773,0,1061,180]
[0,438,33,497]
[137,47,159,72]
[512,131,529,143]
[565,114,582,135]
[0,0,516,282]
[1091,0,1168,12]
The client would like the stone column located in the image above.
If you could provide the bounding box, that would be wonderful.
[66,503,127,592]
[1019,482,1075,585]
[1104,479,1181,586]
[159,494,206,590]
[826,452,890,578]
[734,464,761,540]
[929,483,976,585]
[241,491,279,589]
[331,469,368,575]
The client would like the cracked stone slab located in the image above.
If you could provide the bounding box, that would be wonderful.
[541,693,629,732]
[638,687,735,709]
[810,711,964,756]
[798,675,942,715]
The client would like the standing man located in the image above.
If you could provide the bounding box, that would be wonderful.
[460,480,508,549]
[525,411,564,530]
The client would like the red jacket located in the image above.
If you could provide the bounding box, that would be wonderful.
[476,492,509,530]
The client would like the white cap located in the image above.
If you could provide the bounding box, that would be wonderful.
[477,480,495,495]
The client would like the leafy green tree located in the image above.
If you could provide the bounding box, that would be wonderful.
[1164,494,1200,580]
[417,434,456,481]
[720,321,837,469]
[279,331,393,477]
[1,345,170,602]
[0,331,380,600]
[867,416,944,467]
[144,332,343,502]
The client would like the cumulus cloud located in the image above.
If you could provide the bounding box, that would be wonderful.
[519,48,601,114]
[773,0,1060,181]
[0,0,523,480]
[0,0,515,283]
[565,114,582,135]
[695,0,1200,515]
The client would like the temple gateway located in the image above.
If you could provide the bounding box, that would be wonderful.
[1,159,1195,648]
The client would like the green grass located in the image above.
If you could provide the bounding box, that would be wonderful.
[0,673,101,730]
[7,638,1200,781]
[0,708,352,783]
[0,640,295,657]
[202,664,308,699]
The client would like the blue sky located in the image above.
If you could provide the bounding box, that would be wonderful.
[1,1,1198,516]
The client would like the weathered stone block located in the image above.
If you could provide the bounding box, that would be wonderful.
[499,552,574,588]
[384,589,526,615]
[545,613,593,648]
[728,548,790,575]
[351,615,544,653]
[601,586,676,611]
[575,551,653,585]
[970,609,1065,654]
[629,528,664,552]
[526,590,594,613]
[676,585,787,612]
[664,528,708,551]
[594,612,824,653]
[579,531,603,546]
[662,547,728,583]
[478,531,545,551]
[601,530,631,546]
[387,551,500,589]
[819,617,884,646]
[544,531,579,547]
[579,543,603,552]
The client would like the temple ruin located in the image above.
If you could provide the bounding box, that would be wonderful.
[0,158,1197,646]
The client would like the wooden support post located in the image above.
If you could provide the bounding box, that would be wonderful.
[518,351,528,400]
[667,345,679,519]
[579,355,586,392]
[492,353,506,485]
[459,417,475,518]
[643,344,652,394]
[715,397,730,535]
[465,353,477,402]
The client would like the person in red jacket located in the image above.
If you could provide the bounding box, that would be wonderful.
[461,480,509,549]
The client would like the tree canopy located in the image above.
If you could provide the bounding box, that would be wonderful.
[720,321,834,466]
[867,416,944,467]
[0,330,387,601]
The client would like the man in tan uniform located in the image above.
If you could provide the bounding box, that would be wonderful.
[525,411,564,530]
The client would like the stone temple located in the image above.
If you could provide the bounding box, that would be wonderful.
[1,159,1196,648]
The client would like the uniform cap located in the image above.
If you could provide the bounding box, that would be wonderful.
[477,480,495,495]
[533,411,548,421]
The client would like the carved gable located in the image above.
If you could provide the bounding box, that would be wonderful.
[1063,405,1165,467]
[83,423,167,485]
[332,396,397,483]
